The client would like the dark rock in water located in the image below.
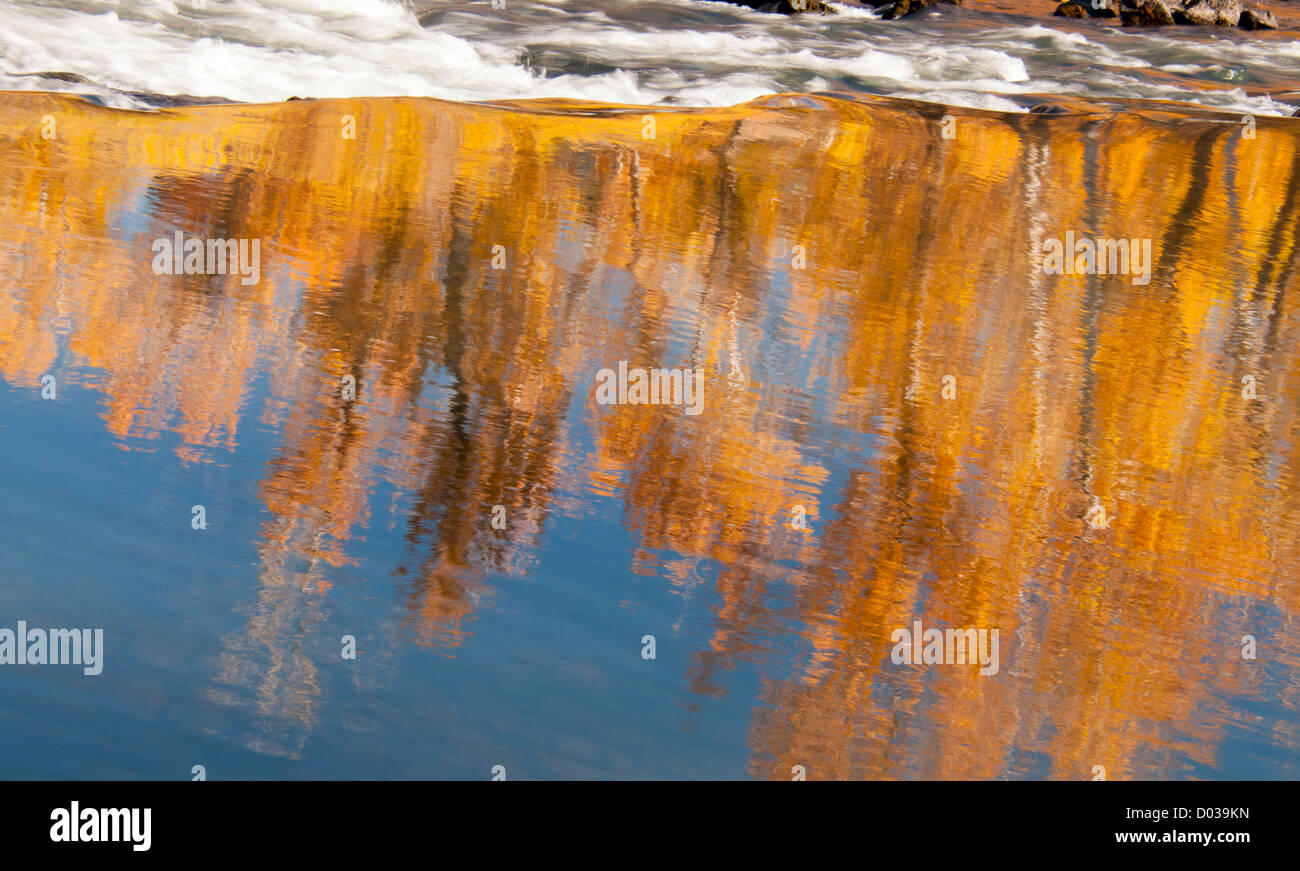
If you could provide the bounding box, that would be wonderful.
[19,70,94,84]
[1056,0,1118,16]
[875,0,962,19]
[124,91,235,107]
[1054,1,1089,16]
[1239,7,1279,26]
[1121,0,1176,24]
[1029,103,1071,114]
[723,0,836,11]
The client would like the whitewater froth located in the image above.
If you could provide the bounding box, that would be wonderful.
[0,0,1294,114]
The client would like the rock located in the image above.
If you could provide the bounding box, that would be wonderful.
[1120,0,1176,24]
[1239,7,1279,26]
[774,0,836,11]
[22,71,93,84]
[1029,103,1071,114]
[1174,0,1220,22]
[1185,0,1242,23]
[875,0,961,18]
[725,0,836,11]
[1057,0,1119,16]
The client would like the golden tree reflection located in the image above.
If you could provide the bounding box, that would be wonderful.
[1,91,1297,773]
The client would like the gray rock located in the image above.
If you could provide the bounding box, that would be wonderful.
[1121,0,1176,24]
[1238,7,1279,27]
[1174,0,1220,22]
[1178,0,1242,24]
[1210,0,1242,23]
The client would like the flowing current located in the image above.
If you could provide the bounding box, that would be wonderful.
[0,0,1298,113]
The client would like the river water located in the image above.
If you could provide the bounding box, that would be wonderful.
[1,0,1298,113]
[0,2,1298,779]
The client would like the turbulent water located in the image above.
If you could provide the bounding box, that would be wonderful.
[0,0,1298,113]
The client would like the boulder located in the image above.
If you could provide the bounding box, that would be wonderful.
[1120,0,1176,24]
[777,0,836,11]
[723,0,836,12]
[1188,0,1242,24]
[23,71,93,84]
[1174,0,1220,22]
[1238,7,1279,26]
[1058,0,1119,16]
[875,0,962,18]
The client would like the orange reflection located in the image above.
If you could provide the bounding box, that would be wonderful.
[1,91,1297,774]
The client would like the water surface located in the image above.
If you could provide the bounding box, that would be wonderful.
[1,90,1298,778]
[1,0,1297,114]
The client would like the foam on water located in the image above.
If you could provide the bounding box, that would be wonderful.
[0,0,1295,113]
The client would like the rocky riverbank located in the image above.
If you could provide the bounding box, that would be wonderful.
[1057,0,1278,28]
[717,0,1288,28]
